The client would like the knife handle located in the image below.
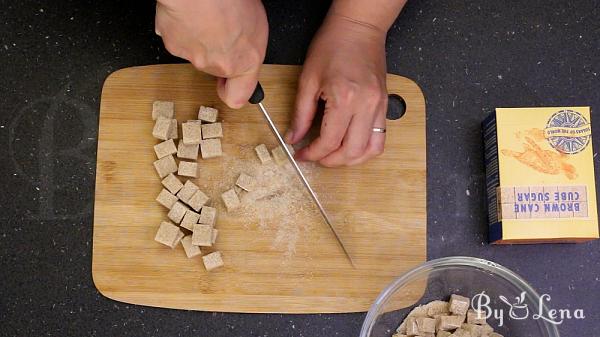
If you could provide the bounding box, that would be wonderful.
[250,81,406,120]
[249,82,265,104]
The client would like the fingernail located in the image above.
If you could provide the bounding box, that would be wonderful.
[284,129,294,144]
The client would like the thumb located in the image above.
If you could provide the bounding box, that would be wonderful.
[286,76,319,144]
[216,72,259,109]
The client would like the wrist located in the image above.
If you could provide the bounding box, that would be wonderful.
[321,12,387,43]
[328,0,397,33]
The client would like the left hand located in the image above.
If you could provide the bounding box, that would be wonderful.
[285,13,388,167]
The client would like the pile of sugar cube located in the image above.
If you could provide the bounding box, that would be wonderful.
[151,101,225,271]
[150,101,292,272]
[394,294,505,337]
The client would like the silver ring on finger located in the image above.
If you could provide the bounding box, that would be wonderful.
[372,127,386,133]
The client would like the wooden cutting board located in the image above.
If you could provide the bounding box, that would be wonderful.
[92,64,426,313]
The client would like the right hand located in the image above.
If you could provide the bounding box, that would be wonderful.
[155,0,268,108]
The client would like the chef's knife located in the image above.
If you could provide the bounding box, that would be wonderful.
[249,82,356,268]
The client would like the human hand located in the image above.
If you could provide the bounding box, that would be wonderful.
[155,0,268,108]
[286,14,388,167]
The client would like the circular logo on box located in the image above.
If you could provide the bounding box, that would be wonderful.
[544,110,591,154]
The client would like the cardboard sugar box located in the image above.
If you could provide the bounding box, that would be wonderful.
[483,107,598,243]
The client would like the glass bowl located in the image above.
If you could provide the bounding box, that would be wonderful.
[360,256,560,337]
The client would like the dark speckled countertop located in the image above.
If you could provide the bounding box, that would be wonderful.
[1,0,599,336]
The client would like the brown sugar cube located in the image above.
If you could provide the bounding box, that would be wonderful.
[437,332,451,337]
[462,322,493,337]
[396,305,429,334]
[182,121,202,145]
[152,101,174,120]
[221,188,240,211]
[188,190,209,212]
[416,317,436,334]
[199,206,217,226]
[161,173,184,194]
[169,119,178,139]
[153,154,178,178]
[198,106,218,122]
[235,172,255,191]
[202,251,224,271]
[181,235,202,258]
[392,335,408,337]
[488,333,503,337]
[200,138,223,158]
[479,324,493,335]
[152,118,173,141]
[167,201,189,224]
[173,229,185,247]
[176,180,199,204]
[449,294,470,316]
[405,317,419,336]
[201,122,223,139]
[177,140,199,160]
[154,221,180,248]
[438,315,464,331]
[192,224,213,246]
[154,139,177,159]
[255,144,272,164]
[451,328,470,337]
[466,310,487,325]
[180,209,200,231]
[156,188,178,209]
[426,301,449,316]
[212,228,218,244]
[178,161,198,178]
[271,144,294,164]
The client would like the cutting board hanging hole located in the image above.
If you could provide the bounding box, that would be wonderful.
[387,94,406,120]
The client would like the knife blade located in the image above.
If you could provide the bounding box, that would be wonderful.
[249,82,356,268]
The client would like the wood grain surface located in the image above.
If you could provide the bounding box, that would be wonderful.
[92,64,427,313]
